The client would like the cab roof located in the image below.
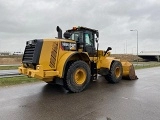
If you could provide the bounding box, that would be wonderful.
[66,26,98,33]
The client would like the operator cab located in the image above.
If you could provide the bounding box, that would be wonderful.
[64,26,99,56]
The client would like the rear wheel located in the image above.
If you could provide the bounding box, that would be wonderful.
[105,61,123,83]
[65,60,91,93]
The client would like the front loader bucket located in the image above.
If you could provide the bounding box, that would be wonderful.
[121,61,138,80]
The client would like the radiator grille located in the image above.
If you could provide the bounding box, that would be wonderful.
[23,44,36,63]
[49,42,58,68]
[22,39,43,66]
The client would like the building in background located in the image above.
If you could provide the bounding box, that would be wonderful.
[0,52,11,56]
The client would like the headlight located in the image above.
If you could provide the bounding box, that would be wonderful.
[26,40,37,46]
[37,66,40,70]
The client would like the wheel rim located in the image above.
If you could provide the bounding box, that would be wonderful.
[115,67,121,78]
[74,68,86,85]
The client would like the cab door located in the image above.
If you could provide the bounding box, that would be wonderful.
[84,31,96,56]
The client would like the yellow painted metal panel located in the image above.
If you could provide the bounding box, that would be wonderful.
[57,52,76,77]
[39,39,60,70]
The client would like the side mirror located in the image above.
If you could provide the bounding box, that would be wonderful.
[107,47,112,51]
[96,31,99,38]
[95,38,98,43]
[104,47,112,56]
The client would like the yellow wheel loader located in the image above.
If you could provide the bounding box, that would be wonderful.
[19,26,137,93]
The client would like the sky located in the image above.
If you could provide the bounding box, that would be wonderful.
[0,0,160,54]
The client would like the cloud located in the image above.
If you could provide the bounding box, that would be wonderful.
[0,0,160,53]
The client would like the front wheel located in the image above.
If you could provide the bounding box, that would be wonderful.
[65,60,91,93]
[105,61,123,83]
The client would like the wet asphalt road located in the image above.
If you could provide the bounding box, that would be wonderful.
[0,67,160,120]
[0,69,19,76]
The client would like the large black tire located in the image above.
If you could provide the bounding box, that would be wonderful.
[65,60,91,93]
[105,61,123,83]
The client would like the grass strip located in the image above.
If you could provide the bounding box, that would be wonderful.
[0,76,39,86]
[133,62,160,69]
[0,66,19,70]
[0,62,160,87]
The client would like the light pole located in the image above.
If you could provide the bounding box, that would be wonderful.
[130,29,138,56]
[130,29,138,64]
[126,39,127,54]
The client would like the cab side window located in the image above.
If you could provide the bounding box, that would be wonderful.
[85,34,91,45]
[84,33,94,46]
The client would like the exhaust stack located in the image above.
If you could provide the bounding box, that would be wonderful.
[56,26,62,39]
